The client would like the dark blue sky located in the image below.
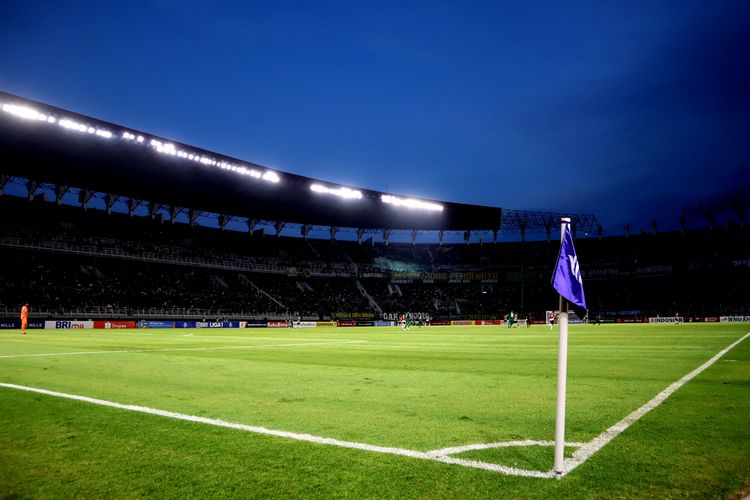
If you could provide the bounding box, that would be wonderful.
[1,0,748,233]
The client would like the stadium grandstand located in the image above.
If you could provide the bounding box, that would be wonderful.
[1,91,748,325]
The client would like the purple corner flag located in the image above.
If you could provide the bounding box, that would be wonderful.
[552,221,587,310]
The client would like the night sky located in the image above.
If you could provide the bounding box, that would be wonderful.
[1,1,748,234]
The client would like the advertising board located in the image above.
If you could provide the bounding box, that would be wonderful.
[648,317,685,323]
[0,320,44,329]
[44,321,94,329]
[94,321,136,329]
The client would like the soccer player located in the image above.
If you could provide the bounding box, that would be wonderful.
[20,303,29,334]
[548,311,556,331]
[507,311,516,330]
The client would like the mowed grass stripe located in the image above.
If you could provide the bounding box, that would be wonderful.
[0,339,366,359]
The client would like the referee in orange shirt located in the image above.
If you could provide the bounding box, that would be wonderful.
[20,303,29,334]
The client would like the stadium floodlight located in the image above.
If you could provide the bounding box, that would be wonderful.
[381,194,443,212]
[56,118,112,138]
[309,183,362,200]
[59,118,90,133]
[1,103,48,122]
[263,171,280,183]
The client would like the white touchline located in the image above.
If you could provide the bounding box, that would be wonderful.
[0,382,554,479]
[560,330,750,476]
[0,340,366,359]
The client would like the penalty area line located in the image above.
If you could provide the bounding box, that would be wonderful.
[0,382,553,479]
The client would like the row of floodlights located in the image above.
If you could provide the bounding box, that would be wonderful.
[2,100,443,211]
[2,103,114,139]
[310,184,443,211]
[1,102,279,184]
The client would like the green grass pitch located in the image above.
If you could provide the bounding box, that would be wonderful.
[1,324,749,498]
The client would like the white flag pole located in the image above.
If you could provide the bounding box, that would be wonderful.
[554,217,570,478]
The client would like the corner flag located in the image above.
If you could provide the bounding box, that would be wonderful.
[552,221,587,311]
[551,217,587,478]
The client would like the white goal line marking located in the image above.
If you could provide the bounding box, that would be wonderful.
[0,340,366,360]
[0,382,554,479]
[560,330,750,476]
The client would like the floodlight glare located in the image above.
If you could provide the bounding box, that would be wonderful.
[1,103,47,121]
[381,194,443,212]
[263,171,280,183]
[59,118,88,132]
[309,183,363,200]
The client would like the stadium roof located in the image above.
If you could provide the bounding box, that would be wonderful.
[0,91,598,237]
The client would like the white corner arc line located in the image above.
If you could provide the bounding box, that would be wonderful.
[561,331,750,476]
[426,440,587,458]
[0,382,553,479]
[0,340,366,359]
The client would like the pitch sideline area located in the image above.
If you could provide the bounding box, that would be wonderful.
[1,324,749,496]
[2,329,748,478]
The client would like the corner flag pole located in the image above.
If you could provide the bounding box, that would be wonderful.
[554,217,570,478]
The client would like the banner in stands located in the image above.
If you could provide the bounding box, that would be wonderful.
[0,320,44,329]
[175,321,196,328]
[138,320,175,328]
[332,312,375,319]
[44,321,94,329]
[450,320,472,326]
[648,317,685,323]
[94,321,136,329]
[244,320,268,328]
[315,321,336,327]
[267,321,288,328]
[720,316,750,322]
[356,321,375,327]
[382,312,431,321]
[337,320,357,327]
[391,271,499,283]
[374,320,394,326]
